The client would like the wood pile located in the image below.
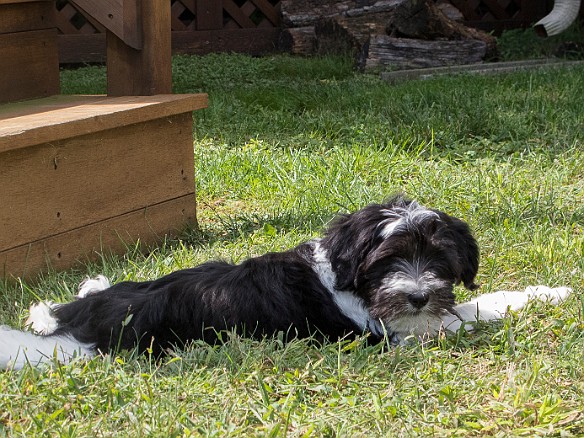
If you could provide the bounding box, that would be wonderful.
[279,0,497,70]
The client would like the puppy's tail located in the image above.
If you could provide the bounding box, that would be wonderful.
[0,326,94,370]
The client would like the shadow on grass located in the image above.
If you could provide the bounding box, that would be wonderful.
[181,208,336,249]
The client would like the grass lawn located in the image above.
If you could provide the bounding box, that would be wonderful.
[1,53,583,436]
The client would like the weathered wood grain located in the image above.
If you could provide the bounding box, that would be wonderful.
[281,0,401,27]
[0,112,195,252]
[0,93,208,280]
[106,1,171,95]
[69,0,141,49]
[278,26,316,55]
[365,35,487,70]
[0,29,59,103]
[0,0,54,33]
[0,94,208,153]
[0,195,197,280]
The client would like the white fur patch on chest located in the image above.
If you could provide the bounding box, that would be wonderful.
[311,240,382,336]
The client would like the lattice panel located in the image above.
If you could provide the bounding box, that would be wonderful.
[223,0,281,29]
[171,0,196,31]
[55,0,281,34]
[449,0,542,23]
[55,0,103,34]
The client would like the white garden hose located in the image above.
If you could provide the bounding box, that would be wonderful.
[534,0,582,36]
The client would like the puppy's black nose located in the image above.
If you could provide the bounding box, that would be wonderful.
[408,292,429,309]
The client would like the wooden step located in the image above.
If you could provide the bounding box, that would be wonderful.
[0,94,208,151]
[0,93,208,280]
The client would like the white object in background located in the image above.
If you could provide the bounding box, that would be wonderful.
[534,0,582,37]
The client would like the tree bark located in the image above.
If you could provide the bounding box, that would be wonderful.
[388,0,497,58]
[365,35,487,70]
[280,0,498,68]
[278,26,317,55]
[281,0,401,27]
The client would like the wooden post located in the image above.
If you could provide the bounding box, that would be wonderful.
[0,0,59,103]
[107,1,172,96]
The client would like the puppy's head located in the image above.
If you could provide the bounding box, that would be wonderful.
[322,195,479,331]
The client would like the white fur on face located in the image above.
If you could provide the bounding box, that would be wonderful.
[386,313,444,337]
[378,273,450,335]
[378,202,439,240]
[382,267,450,309]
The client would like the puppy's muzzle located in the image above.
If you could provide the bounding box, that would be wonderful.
[408,292,430,309]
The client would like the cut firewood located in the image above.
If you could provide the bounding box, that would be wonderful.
[278,26,317,55]
[281,0,402,27]
[365,35,487,70]
[280,0,497,69]
[314,11,395,59]
[387,0,497,58]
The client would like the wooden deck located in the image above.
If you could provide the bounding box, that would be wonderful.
[0,93,208,279]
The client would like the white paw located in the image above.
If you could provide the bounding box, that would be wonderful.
[77,275,111,298]
[25,302,58,335]
[525,285,572,305]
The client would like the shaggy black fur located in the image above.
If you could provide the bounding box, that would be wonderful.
[50,195,479,356]
[52,246,363,355]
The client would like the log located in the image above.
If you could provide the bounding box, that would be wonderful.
[436,0,464,22]
[279,10,394,57]
[317,11,394,47]
[388,0,496,58]
[280,0,497,68]
[281,0,402,27]
[365,35,487,70]
[278,26,316,55]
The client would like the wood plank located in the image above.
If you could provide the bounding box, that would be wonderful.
[196,0,223,30]
[0,1,54,33]
[58,33,106,63]
[380,59,584,83]
[172,28,281,55]
[0,112,195,252]
[107,1,172,95]
[0,29,59,103]
[0,194,197,280]
[57,28,282,62]
[0,93,208,153]
[0,0,52,4]
[69,0,141,49]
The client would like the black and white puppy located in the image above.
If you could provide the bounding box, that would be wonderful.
[0,195,570,369]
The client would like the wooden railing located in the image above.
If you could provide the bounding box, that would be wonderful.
[57,0,283,63]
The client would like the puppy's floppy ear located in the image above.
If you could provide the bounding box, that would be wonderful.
[435,210,480,290]
[321,204,389,291]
